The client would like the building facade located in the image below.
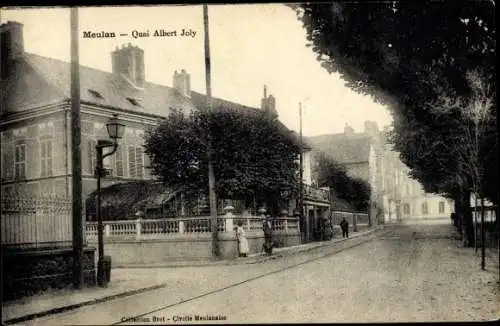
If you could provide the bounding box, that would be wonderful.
[1,22,197,204]
[307,120,453,223]
[382,143,453,221]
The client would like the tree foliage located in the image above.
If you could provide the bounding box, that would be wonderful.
[291,1,497,205]
[314,152,371,212]
[144,108,301,214]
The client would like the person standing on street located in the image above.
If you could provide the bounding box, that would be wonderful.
[340,217,349,238]
[236,220,249,258]
[263,215,273,255]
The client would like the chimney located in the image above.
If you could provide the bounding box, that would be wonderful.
[261,85,278,119]
[344,123,354,136]
[111,43,145,88]
[1,21,24,80]
[173,69,191,97]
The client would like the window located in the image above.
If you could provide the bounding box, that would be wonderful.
[128,146,144,178]
[40,137,53,177]
[115,147,124,177]
[422,202,428,215]
[14,143,26,179]
[403,204,410,215]
[439,201,445,214]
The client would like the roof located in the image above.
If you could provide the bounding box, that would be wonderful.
[0,51,306,150]
[85,181,178,218]
[307,133,373,164]
[1,52,196,117]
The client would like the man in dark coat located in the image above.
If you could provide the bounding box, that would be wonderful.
[263,215,273,255]
[340,217,349,238]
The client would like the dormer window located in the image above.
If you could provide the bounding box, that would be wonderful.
[127,97,141,106]
[88,89,104,99]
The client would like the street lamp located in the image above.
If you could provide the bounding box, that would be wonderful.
[95,114,124,287]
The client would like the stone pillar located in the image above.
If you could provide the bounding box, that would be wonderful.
[179,220,185,234]
[224,205,234,232]
[135,219,141,240]
[104,224,110,236]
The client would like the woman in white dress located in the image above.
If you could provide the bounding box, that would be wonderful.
[236,220,249,257]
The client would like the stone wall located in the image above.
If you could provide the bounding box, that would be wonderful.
[87,231,301,266]
[2,247,96,302]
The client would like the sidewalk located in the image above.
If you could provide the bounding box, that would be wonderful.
[115,225,377,268]
[2,227,381,325]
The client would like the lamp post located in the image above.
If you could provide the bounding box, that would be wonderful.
[95,114,124,287]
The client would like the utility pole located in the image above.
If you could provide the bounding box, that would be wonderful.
[299,101,305,243]
[203,4,220,258]
[70,7,84,289]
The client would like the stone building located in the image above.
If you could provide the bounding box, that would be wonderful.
[381,141,453,221]
[307,121,384,222]
[307,120,453,223]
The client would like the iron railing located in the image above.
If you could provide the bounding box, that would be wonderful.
[1,195,73,249]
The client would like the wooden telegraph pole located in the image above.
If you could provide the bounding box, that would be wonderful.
[70,7,84,289]
[299,101,305,243]
[203,4,220,258]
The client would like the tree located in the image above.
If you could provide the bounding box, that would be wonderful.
[291,1,496,246]
[144,108,301,216]
[314,152,371,212]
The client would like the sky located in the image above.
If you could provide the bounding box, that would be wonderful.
[1,4,392,137]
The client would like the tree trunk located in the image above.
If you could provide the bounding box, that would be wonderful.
[461,190,475,247]
[453,195,462,233]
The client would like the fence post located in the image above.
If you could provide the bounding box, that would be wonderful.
[179,220,185,234]
[224,205,234,232]
[136,219,141,240]
[246,217,251,231]
[225,214,234,232]
[104,224,110,236]
[284,218,288,232]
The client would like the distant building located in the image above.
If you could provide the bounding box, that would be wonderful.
[307,121,383,222]
[382,142,453,221]
[308,121,453,222]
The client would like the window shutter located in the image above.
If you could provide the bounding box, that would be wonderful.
[2,140,13,181]
[136,146,143,179]
[128,146,136,178]
[115,146,124,177]
[40,138,54,177]
[15,144,27,179]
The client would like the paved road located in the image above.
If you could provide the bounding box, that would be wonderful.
[19,223,499,325]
